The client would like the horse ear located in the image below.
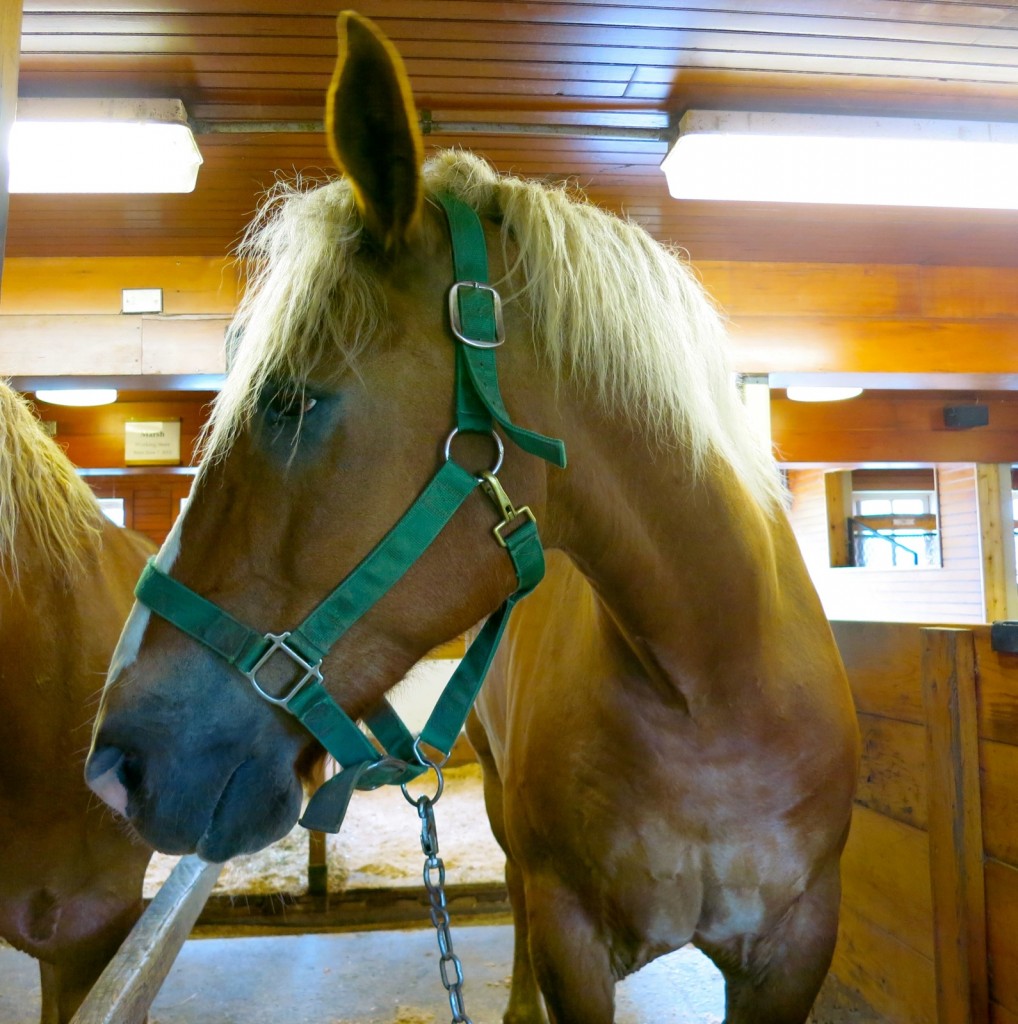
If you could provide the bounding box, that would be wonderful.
[327,11,424,250]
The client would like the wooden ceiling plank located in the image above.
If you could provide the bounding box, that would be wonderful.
[19,0,1018,29]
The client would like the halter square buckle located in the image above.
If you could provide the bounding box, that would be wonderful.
[448,281,505,348]
[244,631,323,709]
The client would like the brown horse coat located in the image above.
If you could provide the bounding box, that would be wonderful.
[0,386,154,1023]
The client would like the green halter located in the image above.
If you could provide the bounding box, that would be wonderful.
[133,193,566,834]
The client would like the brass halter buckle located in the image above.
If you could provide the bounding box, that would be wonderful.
[243,631,324,708]
[479,472,537,548]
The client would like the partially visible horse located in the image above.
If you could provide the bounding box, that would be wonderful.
[0,382,155,1023]
[85,12,858,1022]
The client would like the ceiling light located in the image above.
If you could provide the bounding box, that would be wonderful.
[36,388,119,407]
[785,386,863,403]
[662,111,1018,209]
[10,99,202,194]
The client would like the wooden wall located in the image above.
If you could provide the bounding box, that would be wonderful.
[0,1,22,280]
[86,473,194,547]
[772,390,1018,465]
[32,391,212,545]
[4,257,1018,388]
[787,465,988,624]
[698,261,1018,383]
[831,621,1018,1024]
[35,391,213,467]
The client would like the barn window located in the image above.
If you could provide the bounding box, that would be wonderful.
[96,497,126,527]
[826,468,941,569]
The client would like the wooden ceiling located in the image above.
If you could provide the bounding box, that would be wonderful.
[9,1,1018,264]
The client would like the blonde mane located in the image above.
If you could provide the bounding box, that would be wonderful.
[0,383,105,582]
[204,150,783,508]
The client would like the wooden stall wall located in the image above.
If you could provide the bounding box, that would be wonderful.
[787,465,986,623]
[31,391,213,545]
[831,621,1018,1024]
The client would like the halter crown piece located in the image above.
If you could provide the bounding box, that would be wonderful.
[133,193,567,833]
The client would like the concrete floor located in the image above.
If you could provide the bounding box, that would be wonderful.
[0,924,881,1024]
[2,925,726,1023]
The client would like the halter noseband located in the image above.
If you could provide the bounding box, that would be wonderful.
[132,193,567,834]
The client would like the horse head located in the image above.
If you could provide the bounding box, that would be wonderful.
[85,12,561,861]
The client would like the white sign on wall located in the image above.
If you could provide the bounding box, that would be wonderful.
[125,419,181,466]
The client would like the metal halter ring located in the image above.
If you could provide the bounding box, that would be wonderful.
[443,427,504,478]
[401,737,448,807]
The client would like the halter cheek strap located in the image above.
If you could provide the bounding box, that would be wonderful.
[133,192,566,834]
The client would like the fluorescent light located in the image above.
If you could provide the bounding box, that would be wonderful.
[662,111,1018,209]
[785,386,863,403]
[10,99,202,194]
[36,388,119,407]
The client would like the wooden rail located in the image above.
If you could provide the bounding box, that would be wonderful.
[69,856,221,1024]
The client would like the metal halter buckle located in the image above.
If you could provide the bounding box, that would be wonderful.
[243,631,324,709]
[448,280,505,348]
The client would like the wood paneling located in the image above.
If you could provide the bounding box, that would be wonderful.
[921,628,989,1024]
[832,620,1018,1022]
[10,3,1018,264]
[788,466,986,625]
[774,393,1018,466]
[88,472,194,545]
[0,256,239,314]
[0,314,228,377]
[7,257,1018,395]
[0,1,21,277]
[855,713,926,830]
[987,858,1018,1018]
[34,391,214,469]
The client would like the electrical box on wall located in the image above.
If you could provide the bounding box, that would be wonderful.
[943,404,989,429]
[122,288,163,314]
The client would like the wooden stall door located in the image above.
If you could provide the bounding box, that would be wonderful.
[831,620,1018,1024]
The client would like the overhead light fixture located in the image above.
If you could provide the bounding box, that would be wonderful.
[10,98,202,194]
[662,111,1018,209]
[785,386,863,403]
[36,388,119,407]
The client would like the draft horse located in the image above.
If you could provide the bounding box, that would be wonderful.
[86,12,859,1023]
[0,382,154,1023]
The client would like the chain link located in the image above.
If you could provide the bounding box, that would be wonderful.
[408,763,473,1024]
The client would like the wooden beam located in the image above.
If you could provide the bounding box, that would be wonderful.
[69,855,221,1024]
[0,0,22,282]
[921,628,989,1024]
[0,314,228,376]
[0,256,240,314]
[825,470,853,568]
[730,317,1018,376]
[976,465,1018,623]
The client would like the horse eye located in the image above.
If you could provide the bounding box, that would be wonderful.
[266,388,317,424]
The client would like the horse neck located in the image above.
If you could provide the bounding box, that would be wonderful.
[542,405,799,705]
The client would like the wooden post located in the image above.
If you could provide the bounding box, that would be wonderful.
[825,469,854,567]
[975,464,1018,622]
[0,0,22,282]
[69,856,222,1024]
[308,829,329,898]
[738,372,773,459]
[920,628,989,1024]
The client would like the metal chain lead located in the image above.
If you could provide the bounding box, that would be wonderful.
[405,761,473,1024]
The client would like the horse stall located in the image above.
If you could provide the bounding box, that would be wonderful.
[830,621,1018,1024]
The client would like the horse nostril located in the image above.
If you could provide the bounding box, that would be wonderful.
[85,744,124,784]
[120,751,143,793]
[85,745,138,816]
